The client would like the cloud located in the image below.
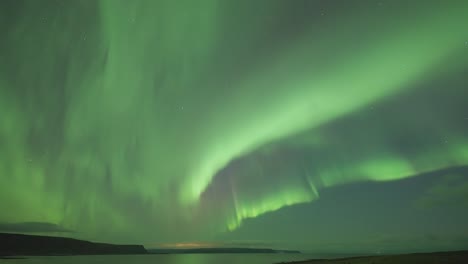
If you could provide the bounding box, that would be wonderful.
[415,171,468,209]
[0,222,73,233]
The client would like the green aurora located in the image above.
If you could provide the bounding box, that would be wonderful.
[1,0,468,252]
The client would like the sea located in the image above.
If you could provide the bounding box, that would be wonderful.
[0,254,322,264]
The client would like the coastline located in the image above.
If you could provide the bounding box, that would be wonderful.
[278,250,468,264]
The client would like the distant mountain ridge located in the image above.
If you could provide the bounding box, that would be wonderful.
[148,247,300,254]
[0,233,147,256]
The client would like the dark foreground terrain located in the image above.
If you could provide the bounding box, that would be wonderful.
[282,250,468,264]
[0,233,147,256]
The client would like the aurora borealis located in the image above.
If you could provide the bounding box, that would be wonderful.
[1,0,468,253]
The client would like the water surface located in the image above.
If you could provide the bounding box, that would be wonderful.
[2,254,318,264]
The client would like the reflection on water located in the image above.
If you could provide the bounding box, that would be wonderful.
[2,254,317,264]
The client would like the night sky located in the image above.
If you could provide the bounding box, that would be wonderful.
[1,0,468,254]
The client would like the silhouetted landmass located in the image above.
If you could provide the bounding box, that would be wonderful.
[0,233,147,256]
[279,250,468,264]
[148,248,300,254]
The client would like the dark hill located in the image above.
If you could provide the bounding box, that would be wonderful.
[0,233,147,256]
